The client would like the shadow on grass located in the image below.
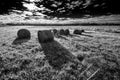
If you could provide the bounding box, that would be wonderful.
[69,34,93,38]
[57,35,69,41]
[12,37,30,45]
[81,34,93,37]
[39,40,76,69]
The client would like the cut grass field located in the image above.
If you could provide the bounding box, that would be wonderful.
[0,25,120,80]
[0,12,120,80]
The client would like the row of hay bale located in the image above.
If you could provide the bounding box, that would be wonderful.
[17,28,85,43]
[53,29,85,36]
[53,29,70,36]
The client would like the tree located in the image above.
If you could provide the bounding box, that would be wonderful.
[0,0,26,14]
[34,0,120,16]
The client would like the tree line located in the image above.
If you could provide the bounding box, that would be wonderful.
[0,0,26,14]
[34,0,120,16]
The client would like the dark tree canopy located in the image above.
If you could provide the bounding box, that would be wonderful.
[34,0,120,16]
[0,0,26,14]
[0,0,119,16]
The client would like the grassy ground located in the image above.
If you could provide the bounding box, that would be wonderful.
[0,12,120,80]
[0,25,120,80]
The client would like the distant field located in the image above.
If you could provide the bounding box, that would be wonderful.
[0,25,120,79]
[0,14,120,26]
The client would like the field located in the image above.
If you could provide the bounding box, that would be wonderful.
[0,14,120,80]
[0,25,120,80]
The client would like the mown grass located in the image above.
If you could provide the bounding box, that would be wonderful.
[0,25,120,80]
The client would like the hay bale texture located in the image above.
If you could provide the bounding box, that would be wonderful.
[38,30,54,43]
[53,29,58,35]
[59,29,65,35]
[17,29,31,39]
[73,29,82,35]
[64,29,70,35]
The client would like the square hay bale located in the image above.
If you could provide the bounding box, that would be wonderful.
[59,29,65,35]
[38,30,54,43]
[73,29,82,35]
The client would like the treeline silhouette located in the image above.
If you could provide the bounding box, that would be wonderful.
[0,0,120,16]
[35,0,120,16]
[0,0,26,14]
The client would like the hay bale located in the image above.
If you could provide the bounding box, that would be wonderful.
[17,29,31,39]
[45,30,54,41]
[38,30,54,43]
[53,29,58,34]
[73,29,82,35]
[59,29,65,35]
[53,29,59,37]
[64,29,70,35]
[38,31,47,43]
[81,29,85,32]
[77,55,84,61]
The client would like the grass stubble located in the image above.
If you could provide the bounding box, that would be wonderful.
[0,25,120,80]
